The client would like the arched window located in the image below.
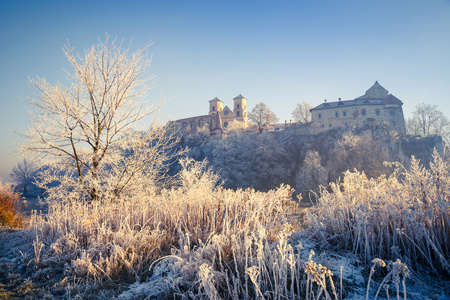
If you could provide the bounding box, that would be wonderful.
[237,104,240,109]
[224,122,228,128]
[318,113,322,119]
[212,106,215,111]
[237,111,240,117]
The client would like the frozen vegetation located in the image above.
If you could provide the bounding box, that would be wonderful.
[1,154,450,299]
[181,125,445,199]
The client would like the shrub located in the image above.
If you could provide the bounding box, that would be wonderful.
[0,180,23,227]
[306,149,450,275]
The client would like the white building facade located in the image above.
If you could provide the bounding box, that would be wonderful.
[310,82,406,135]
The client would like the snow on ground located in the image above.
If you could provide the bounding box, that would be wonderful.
[1,227,449,299]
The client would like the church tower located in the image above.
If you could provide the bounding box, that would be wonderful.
[233,94,247,122]
[209,97,223,115]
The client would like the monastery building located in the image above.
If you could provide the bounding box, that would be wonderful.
[310,81,406,135]
[174,94,248,135]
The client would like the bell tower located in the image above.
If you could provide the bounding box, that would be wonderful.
[209,97,223,115]
[233,94,247,122]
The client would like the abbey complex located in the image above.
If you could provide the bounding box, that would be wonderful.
[174,82,406,136]
[174,94,248,135]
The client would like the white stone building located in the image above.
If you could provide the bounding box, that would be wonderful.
[310,82,406,135]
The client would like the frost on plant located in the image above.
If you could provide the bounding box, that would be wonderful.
[21,36,183,202]
[306,148,450,275]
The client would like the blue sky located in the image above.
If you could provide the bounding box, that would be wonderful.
[1,0,450,181]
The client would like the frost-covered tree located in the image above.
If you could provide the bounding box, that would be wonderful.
[331,133,389,180]
[291,101,312,123]
[413,103,449,136]
[10,159,36,195]
[248,103,279,133]
[21,36,181,202]
[296,150,326,196]
[226,119,248,135]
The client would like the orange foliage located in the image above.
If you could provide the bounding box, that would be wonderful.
[0,181,23,227]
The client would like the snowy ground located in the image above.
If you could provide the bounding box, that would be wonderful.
[0,227,449,299]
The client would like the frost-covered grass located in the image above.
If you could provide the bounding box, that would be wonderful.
[306,149,450,275]
[3,154,449,298]
[24,159,329,298]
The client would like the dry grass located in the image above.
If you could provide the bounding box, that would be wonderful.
[306,149,450,275]
[15,154,449,298]
[26,159,330,298]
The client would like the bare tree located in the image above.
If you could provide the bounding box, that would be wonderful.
[413,103,449,136]
[10,159,36,195]
[248,103,279,133]
[21,36,182,202]
[405,117,421,136]
[291,101,312,123]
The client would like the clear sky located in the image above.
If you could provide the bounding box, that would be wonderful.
[1,0,450,181]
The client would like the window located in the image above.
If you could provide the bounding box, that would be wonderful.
[343,111,347,117]
[345,122,348,126]
[335,112,339,117]
[329,124,332,127]
[318,113,322,119]
[376,109,380,116]
[390,110,395,116]
[237,104,240,109]
[321,124,324,128]
[224,122,228,128]
[237,111,240,117]
[224,110,229,115]
[362,109,366,116]
[212,106,215,111]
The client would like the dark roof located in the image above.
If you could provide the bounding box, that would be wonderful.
[382,94,403,106]
[310,82,403,111]
[355,81,389,100]
[233,94,246,100]
[310,100,356,111]
[209,97,223,102]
